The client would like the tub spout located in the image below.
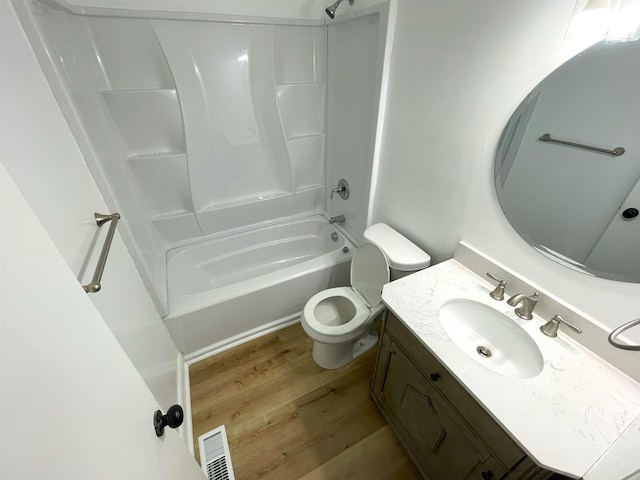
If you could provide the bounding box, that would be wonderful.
[329,215,345,224]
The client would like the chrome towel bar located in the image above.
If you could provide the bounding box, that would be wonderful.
[608,318,640,351]
[83,212,120,293]
[539,133,625,157]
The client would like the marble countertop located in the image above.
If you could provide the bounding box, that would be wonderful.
[382,259,640,478]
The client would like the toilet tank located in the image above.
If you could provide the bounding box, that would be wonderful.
[363,223,431,280]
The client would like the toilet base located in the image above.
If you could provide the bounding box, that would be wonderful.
[311,330,379,369]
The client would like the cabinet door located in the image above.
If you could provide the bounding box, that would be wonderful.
[384,313,525,468]
[377,340,492,480]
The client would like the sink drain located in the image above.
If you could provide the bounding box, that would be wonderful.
[476,346,492,358]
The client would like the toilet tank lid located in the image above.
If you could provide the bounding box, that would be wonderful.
[363,223,431,271]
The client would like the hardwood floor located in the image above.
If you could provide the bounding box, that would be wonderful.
[190,322,422,480]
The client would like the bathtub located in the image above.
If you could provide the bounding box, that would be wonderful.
[163,215,355,360]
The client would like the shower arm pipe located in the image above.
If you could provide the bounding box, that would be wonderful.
[608,318,640,351]
[83,212,121,294]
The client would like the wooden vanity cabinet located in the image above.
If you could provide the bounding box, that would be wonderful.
[371,312,555,480]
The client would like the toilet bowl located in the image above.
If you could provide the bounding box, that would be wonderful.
[301,223,431,369]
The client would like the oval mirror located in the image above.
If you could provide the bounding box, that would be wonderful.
[495,39,640,283]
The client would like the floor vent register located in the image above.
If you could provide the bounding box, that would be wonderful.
[198,425,235,480]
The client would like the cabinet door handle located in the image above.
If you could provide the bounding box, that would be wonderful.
[481,471,493,480]
[429,373,440,382]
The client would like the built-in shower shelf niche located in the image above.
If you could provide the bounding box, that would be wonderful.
[286,133,324,142]
[196,187,324,235]
[102,89,185,158]
[276,82,325,192]
[277,83,325,140]
[296,184,325,193]
[274,25,327,85]
[128,151,186,160]
[198,191,293,212]
[87,16,175,90]
[152,210,202,243]
[129,150,202,244]
[128,153,195,219]
[287,135,325,191]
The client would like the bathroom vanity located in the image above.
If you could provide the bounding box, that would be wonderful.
[370,243,640,480]
[371,311,547,479]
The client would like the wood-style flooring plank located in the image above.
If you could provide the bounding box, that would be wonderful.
[229,363,385,479]
[191,325,371,444]
[189,323,422,479]
[299,426,423,480]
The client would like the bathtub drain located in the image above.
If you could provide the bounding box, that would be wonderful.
[476,345,492,358]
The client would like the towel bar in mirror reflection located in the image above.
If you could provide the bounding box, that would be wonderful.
[538,133,625,157]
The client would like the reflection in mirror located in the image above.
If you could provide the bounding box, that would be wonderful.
[495,39,640,283]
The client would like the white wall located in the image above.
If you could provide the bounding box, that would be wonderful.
[0,0,182,409]
[371,0,640,341]
[0,163,204,480]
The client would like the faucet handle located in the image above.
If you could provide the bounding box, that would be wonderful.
[330,186,344,199]
[330,179,350,200]
[485,273,506,301]
[540,314,582,337]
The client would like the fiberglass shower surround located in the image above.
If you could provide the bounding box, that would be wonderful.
[101,19,328,243]
[28,6,329,292]
[22,0,388,331]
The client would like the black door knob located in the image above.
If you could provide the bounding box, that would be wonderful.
[622,207,639,219]
[430,373,440,382]
[154,404,184,437]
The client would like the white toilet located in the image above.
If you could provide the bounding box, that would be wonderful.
[301,223,431,369]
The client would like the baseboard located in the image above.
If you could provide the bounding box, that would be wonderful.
[176,352,195,455]
[185,313,302,366]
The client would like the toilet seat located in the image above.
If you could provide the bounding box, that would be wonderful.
[302,287,371,337]
[302,243,389,341]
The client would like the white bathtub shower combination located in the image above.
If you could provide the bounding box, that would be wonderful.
[14,0,389,358]
[165,216,354,358]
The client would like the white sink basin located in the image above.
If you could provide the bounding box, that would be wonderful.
[439,299,543,378]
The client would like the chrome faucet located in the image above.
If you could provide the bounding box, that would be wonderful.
[330,179,350,200]
[507,291,539,320]
[329,215,345,224]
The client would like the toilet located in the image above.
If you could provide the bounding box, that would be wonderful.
[301,223,431,369]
